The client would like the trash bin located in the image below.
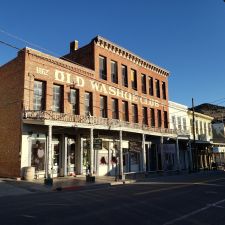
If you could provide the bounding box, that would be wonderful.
[86,175,95,182]
[23,166,35,181]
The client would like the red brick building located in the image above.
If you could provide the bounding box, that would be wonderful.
[0,36,176,179]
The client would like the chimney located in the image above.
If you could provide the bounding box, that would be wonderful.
[70,40,79,53]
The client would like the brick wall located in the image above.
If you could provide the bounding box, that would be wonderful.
[0,51,25,177]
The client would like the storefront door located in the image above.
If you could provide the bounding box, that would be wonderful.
[31,138,46,175]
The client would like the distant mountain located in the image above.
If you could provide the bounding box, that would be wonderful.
[193,103,225,122]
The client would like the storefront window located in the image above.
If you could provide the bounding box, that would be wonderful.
[31,140,45,171]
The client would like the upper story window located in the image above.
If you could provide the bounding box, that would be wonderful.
[132,104,138,123]
[190,119,193,134]
[131,69,137,90]
[149,77,154,96]
[70,88,79,115]
[112,98,119,119]
[150,108,155,127]
[183,118,187,130]
[204,122,207,135]
[208,123,212,136]
[100,95,107,118]
[121,65,128,87]
[142,107,148,125]
[141,74,147,94]
[155,79,160,98]
[164,111,168,128]
[200,121,203,134]
[111,61,118,84]
[99,56,107,80]
[162,81,166,100]
[195,120,199,135]
[122,101,129,122]
[84,92,93,116]
[157,109,162,128]
[33,80,46,111]
[172,116,176,129]
[53,84,63,113]
[177,117,182,130]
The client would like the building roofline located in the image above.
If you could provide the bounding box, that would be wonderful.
[23,47,95,76]
[92,35,170,77]
[169,100,188,109]
[188,110,214,120]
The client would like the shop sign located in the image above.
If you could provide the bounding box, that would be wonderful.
[85,138,102,150]
[93,139,102,150]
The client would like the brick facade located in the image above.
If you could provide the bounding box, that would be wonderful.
[0,36,174,178]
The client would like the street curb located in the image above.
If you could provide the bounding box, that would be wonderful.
[53,179,137,191]
[53,183,111,192]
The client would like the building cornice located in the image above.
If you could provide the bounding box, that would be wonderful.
[24,47,95,78]
[94,36,170,77]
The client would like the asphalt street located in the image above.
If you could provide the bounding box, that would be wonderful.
[0,171,225,225]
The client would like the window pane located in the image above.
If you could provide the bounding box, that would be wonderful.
[84,92,93,116]
[122,101,129,121]
[155,79,160,98]
[112,98,119,119]
[164,111,168,128]
[122,65,128,87]
[132,104,138,123]
[162,81,166,99]
[99,56,107,80]
[141,74,147,94]
[70,89,79,115]
[149,77,154,96]
[53,85,62,112]
[100,95,107,118]
[142,107,148,125]
[33,80,45,110]
[131,69,137,90]
[111,61,118,83]
[157,109,162,128]
[150,108,155,127]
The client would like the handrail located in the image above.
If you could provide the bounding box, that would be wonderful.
[23,110,177,135]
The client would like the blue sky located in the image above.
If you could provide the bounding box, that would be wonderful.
[0,0,225,107]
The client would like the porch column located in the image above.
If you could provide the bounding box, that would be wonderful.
[176,138,181,171]
[142,133,146,172]
[119,130,124,179]
[160,136,164,171]
[90,128,94,175]
[188,140,193,171]
[79,136,84,175]
[63,136,68,176]
[47,125,52,178]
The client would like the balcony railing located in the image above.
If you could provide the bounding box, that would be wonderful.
[23,110,176,135]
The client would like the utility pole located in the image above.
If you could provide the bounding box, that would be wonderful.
[192,98,198,171]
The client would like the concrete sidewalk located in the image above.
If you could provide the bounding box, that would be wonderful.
[0,175,130,196]
[1,170,224,197]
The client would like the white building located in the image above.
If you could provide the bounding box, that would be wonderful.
[188,110,213,170]
[169,101,191,171]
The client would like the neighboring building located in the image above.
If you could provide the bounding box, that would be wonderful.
[188,111,213,170]
[0,36,176,179]
[211,122,225,167]
[169,101,191,171]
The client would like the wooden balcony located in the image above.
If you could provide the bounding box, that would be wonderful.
[23,110,176,135]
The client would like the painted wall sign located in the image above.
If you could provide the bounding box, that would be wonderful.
[36,67,160,108]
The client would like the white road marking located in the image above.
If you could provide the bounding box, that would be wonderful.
[163,198,225,225]
[21,214,36,218]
